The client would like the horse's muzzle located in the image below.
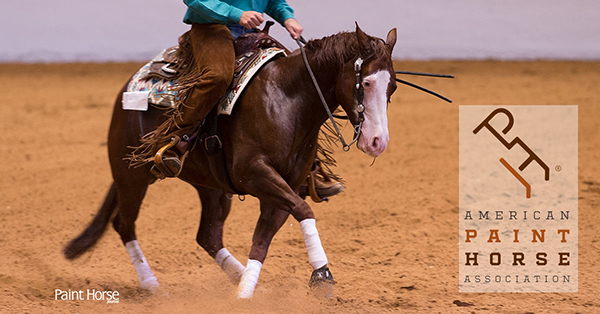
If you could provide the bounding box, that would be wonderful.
[358,131,389,157]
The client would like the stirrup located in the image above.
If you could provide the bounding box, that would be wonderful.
[150,136,188,179]
[304,160,344,202]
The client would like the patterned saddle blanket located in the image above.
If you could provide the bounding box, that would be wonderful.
[123,45,286,115]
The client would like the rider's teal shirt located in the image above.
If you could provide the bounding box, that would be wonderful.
[183,0,294,25]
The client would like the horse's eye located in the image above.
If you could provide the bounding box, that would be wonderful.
[364,82,370,87]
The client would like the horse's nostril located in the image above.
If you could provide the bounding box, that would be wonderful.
[372,137,379,148]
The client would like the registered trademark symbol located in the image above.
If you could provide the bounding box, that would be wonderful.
[555,165,562,172]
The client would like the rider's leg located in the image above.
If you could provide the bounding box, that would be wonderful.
[156,23,235,176]
[177,23,235,127]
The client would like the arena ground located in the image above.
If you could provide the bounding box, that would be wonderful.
[0,60,598,313]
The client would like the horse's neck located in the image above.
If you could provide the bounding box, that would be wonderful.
[286,52,341,132]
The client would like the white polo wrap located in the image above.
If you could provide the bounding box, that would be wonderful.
[237,259,262,299]
[300,218,328,269]
[125,240,159,290]
[215,248,245,283]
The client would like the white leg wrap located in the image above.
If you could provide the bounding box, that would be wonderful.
[300,219,328,270]
[125,240,159,290]
[237,259,262,299]
[215,248,245,284]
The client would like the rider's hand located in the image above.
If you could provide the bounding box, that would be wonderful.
[284,18,303,40]
[240,11,264,29]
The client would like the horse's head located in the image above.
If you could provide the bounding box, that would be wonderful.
[336,24,397,157]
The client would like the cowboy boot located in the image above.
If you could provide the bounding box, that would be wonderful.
[299,160,344,200]
[306,177,344,199]
[150,136,189,179]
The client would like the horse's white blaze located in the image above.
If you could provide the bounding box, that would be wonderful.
[237,259,262,299]
[300,218,328,269]
[215,248,245,284]
[125,240,159,290]
[357,70,391,157]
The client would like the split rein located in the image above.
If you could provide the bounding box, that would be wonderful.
[295,37,454,152]
[296,38,364,152]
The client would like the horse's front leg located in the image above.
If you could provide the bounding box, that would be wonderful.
[235,161,334,298]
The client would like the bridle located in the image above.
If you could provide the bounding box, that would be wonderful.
[295,36,454,152]
[296,38,365,152]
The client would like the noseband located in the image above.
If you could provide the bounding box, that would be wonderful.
[297,38,365,151]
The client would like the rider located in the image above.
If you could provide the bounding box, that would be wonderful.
[153,0,343,198]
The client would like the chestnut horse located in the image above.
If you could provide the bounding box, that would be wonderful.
[64,24,397,298]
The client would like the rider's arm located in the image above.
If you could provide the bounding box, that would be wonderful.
[265,0,301,39]
[183,0,245,24]
[264,0,294,25]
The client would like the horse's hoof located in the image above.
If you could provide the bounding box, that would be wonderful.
[309,265,335,287]
[149,286,170,298]
[141,277,160,291]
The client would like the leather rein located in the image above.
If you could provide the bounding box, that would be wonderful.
[296,38,365,152]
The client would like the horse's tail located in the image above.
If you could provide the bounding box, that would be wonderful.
[63,183,118,260]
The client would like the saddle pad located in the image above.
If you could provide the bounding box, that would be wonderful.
[124,48,178,110]
[123,47,285,114]
[217,47,286,115]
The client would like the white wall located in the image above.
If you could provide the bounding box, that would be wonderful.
[1,0,598,62]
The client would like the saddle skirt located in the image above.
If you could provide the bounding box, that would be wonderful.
[123,45,286,115]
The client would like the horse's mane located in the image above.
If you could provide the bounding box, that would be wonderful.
[305,31,388,68]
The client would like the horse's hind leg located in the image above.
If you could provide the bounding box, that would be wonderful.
[112,180,159,290]
[194,185,245,284]
[105,81,163,291]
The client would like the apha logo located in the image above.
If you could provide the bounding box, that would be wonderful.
[473,108,549,198]
[459,105,578,293]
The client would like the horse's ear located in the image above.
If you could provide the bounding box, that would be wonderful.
[355,22,370,51]
[386,28,397,53]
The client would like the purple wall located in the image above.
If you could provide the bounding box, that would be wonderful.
[1,0,598,62]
